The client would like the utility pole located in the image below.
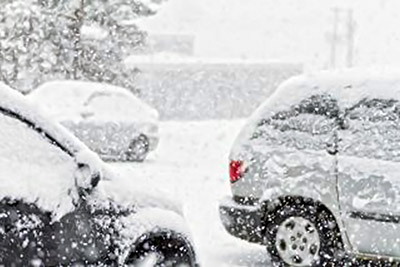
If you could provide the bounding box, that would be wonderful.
[346,9,355,68]
[328,7,355,69]
[330,7,339,69]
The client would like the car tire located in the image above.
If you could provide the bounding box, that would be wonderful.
[127,134,150,162]
[124,231,197,267]
[265,201,343,267]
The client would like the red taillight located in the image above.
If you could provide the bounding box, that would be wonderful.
[230,160,245,183]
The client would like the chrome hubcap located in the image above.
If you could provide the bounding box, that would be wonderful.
[275,217,320,266]
[126,252,164,267]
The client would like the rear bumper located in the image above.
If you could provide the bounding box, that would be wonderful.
[219,196,264,244]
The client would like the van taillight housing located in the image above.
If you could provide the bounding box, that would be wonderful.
[230,160,245,183]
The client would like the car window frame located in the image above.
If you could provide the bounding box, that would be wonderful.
[84,91,131,111]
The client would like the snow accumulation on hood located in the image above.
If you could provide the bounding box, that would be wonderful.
[28,80,159,123]
[95,175,184,216]
[251,68,400,122]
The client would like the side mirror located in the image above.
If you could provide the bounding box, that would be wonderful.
[75,163,101,191]
[74,151,103,198]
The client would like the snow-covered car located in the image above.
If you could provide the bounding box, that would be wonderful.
[219,70,400,266]
[28,81,159,162]
[0,83,197,266]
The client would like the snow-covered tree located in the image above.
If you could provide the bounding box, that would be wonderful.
[0,0,165,92]
[0,0,59,91]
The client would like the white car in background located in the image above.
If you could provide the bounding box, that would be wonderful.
[220,70,400,266]
[28,81,159,162]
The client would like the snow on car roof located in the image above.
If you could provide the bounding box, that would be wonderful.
[29,80,158,122]
[254,68,400,118]
[0,82,89,155]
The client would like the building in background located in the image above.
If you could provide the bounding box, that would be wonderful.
[127,30,303,120]
[138,34,195,56]
[126,55,302,120]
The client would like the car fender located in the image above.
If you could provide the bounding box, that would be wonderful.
[116,208,195,264]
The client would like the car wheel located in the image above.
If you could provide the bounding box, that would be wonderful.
[124,232,196,267]
[127,134,150,162]
[265,202,343,267]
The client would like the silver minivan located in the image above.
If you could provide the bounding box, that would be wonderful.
[220,70,400,266]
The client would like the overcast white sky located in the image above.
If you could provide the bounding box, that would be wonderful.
[138,0,400,70]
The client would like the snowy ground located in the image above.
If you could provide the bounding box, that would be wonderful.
[110,120,271,266]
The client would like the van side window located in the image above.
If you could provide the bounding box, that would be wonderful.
[252,94,339,151]
[273,94,339,120]
[348,98,400,122]
[344,98,400,161]
[256,94,339,134]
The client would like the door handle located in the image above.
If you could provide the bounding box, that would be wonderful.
[326,141,338,155]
